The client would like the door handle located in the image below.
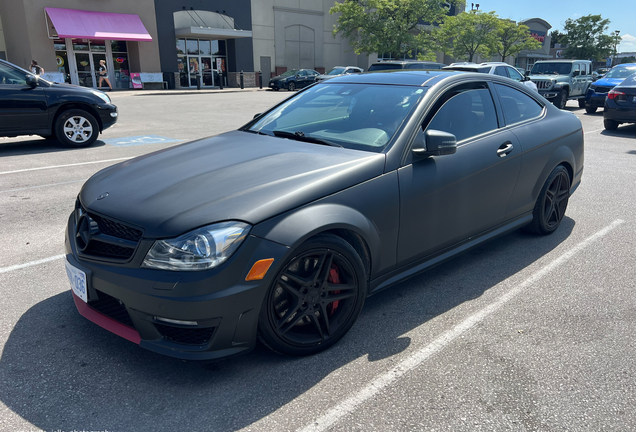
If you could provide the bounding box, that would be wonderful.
[497,142,514,157]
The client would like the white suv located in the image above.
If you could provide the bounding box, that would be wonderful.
[315,66,363,83]
[443,62,538,92]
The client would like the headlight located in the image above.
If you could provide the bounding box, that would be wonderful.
[92,91,111,104]
[142,221,250,271]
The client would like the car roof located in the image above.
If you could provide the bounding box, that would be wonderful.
[318,70,465,86]
[534,59,591,63]
[612,63,636,68]
[371,61,444,65]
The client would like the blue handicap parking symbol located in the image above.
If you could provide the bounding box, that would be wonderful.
[101,135,182,147]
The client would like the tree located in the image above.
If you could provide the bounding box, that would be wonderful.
[329,0,455,60]
[495,20,542,61]
[549,30,567,48]
[563,14,614,61]
[621,56,636,64]
[436,10,500,62]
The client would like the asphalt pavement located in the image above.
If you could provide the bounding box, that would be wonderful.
[1,92,635,432]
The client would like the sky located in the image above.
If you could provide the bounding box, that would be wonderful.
[471,0,636,53]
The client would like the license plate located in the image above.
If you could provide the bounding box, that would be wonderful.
[65,259,87,303]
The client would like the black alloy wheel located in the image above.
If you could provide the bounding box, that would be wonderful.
[526,165,570,235]
[258,234,367,356]
[555,90,568,109]
[288,81,296,91]
[578,99,586,108]
[604,119,619,130]
[585,106,597,114]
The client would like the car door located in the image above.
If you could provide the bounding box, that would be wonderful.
[571,63,583,96]
[0,62,48,134]
[396,81,522,264]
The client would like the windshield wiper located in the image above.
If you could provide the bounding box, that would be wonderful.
[272,130,342,147]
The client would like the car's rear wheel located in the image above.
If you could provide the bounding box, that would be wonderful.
[55,109,99,148]
[288,82,296,91]
[525,165,570,235]
[578,99,586,108]
[554,90,568,109]
[258,234,367,356]
[604,119,619,130]
[585,106,597,114]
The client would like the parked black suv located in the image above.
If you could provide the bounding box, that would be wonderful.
[0,59,118,147]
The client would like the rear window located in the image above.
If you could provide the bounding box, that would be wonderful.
[368,63,405,71]
[619,73,636,86]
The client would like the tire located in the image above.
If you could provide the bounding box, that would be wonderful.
[39,134,55,140]
[525,165,570,235]
[288,81,296,91]
[554,90,568,109]
[578,99,586,108]
[55,109,99,148]
[258,233,367,356]
[604,119,619,130]
[273,87,279,91]
[585,106,597,114]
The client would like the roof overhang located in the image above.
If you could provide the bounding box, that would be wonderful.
[174,27,252,40]
[45,7,152,41]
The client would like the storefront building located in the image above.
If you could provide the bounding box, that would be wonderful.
[0,13,6,60]
[153,0,253,89]
[0,0,161,89]
[516,18,553,72]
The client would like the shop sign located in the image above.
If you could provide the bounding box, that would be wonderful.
[56,55,65,67]
[130,72,143,89]
[530,30,546,43]
[556,50,564,59]
[116,57,126,64]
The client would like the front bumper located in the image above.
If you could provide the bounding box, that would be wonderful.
[65,212,289,360]
[96,103,118,131]
[269,81,285,90]
[585,90,607,108]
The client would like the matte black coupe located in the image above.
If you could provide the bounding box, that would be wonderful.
[65,71,584,360]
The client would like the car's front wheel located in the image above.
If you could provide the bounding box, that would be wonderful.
[288,82,296,91]
[554,90,568,109]
[585,106,597,114]
[55,109,99,147]
[258,234,367,356]
[604,119,619,130]
[525,165,570,235]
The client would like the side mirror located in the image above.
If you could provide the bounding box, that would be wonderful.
[25,74,38,88]
[412,129,457,158]
[523,75,531,82]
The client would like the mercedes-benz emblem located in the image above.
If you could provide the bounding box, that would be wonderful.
[75,214,92,252]
[97,192,109,200]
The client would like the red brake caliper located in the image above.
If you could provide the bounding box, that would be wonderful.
[327,264,341,315]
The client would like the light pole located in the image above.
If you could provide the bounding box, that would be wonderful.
[613,30,620,66]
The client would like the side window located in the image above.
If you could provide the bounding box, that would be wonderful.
[507,67,523,82]
[406,63,422,69]
[494,66,508,77]
[573,64,581,76]
[494,83,543,125]
[426,85,499,142]
[298,70,308,77]
[0,63,28,85]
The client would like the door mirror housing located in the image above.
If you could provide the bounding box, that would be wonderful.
[412,129,457,158]
[25,74,38,88]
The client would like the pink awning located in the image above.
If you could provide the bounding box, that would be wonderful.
[45,7,152,42]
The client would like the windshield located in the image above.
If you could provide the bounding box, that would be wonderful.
[327,68,346,75]
[445,67,491,73]
[279,70,299,77]
[605,66,636,79]
[531,63,572,75]
[247,83,426,153]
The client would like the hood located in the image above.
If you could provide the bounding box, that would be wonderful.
[80,131,385,238]
[593,77,625,88]
[529,74,567,81]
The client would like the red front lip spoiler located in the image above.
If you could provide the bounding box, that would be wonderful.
[72,291,141,345]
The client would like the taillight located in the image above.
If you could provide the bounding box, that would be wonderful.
[608,90,625,100]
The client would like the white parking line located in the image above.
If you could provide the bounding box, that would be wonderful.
[0,254,65,275]
[0,179,87,193]
[296,219,625,432]
[0,157,132,175]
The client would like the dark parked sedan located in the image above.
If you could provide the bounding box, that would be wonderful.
[0,59,117,147]
[603,73,636,130]
[585,63,636,113]
[268,69,319,91]
[65,71,583,360]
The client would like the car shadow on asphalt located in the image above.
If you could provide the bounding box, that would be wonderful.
[0,137,105,157]
[600,123,636,138]
[0,218,575,431]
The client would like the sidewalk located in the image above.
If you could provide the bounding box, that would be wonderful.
[108,86,273,97]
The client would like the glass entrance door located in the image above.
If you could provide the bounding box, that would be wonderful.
[201,57,213,86]
[75,52,94,88]
[188,56,199,87]
[92,53,107,89]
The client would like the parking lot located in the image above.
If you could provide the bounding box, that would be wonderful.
[1,90,636,431]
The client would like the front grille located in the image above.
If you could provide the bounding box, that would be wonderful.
[594,86,612,94]
[85,241,135,259]
[91,213,143,242]
[155,324,216,345]
[535,80,553,90]
[88,290,135,328]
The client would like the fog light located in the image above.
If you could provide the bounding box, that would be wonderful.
[155,317,197,326]
[110,112,118,117]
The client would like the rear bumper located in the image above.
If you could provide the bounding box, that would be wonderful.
[604,103,636,123]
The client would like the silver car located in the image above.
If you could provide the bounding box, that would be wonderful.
[314,66,363,83]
